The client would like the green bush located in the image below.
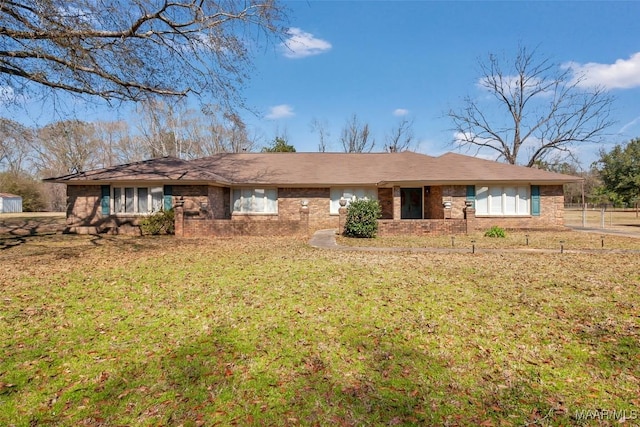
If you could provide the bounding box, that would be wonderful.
[140,209,175,235]
[484,225,506,238]
[343,199,382,238]
[0,172,47,212]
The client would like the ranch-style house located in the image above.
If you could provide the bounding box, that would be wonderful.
[45,151,581,237]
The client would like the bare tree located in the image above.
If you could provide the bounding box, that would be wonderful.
[0,118,33,173]
[340,114,375,153]
[135,101,256,159]
[448,46,614,167]
[310,117,330,152]
[384,118,415,152]
[224,111,255,153]
[200,105,256,154]
[0,0,287,106]
[32,120,100,175]
[136,99,205,159]
[93,120,137,166]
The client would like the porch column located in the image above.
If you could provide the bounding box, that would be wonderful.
[338,206,347,234]
[393,186,401,220]
[174,199,185,237]
[299,204,309,236]
[464,206,476,233]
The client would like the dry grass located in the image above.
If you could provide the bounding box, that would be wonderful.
[338,229,640,251]
[564,208,640,229]
[1,232,639,426]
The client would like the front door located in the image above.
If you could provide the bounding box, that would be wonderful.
[401,188,422,219]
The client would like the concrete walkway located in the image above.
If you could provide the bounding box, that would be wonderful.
[309,228,640,254]
[308,228,341,249]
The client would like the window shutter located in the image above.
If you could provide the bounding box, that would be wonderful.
[466,185,476,207]
[163,185,173,211]
[531,185,540,216]
[101,185,110,215]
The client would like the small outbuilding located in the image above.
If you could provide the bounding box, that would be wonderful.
[0,193,23,213]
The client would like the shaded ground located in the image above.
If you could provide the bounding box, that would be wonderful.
[0,212,66,234]
[0,213,67,250]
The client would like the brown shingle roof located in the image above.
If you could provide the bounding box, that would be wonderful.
[189,152,581,185]
[45,152,581,185]
[44,156,229,183]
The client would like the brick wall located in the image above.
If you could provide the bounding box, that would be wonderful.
[378,188,393,219]
[277,187,337,230]
[180,216,308,237]
[208,186,230,219]
[173,185,209,217]
[66,185,102,226]
[441,185,467,219]
[176,187,339,238]
[67,183,567,236]
[424,186,444,219]
[378,219,467,236]
[65,185,143,234]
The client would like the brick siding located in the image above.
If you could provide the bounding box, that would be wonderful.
[378,219,467,236]
[65,185,140,234]
[378,188,394,219]
[66,183,568,236]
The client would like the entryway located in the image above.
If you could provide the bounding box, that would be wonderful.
[401,188,422,219]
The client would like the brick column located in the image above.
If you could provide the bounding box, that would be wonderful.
[464,207,476,233]
[393,186,401,220]
[338,206,347,235]
[299,205,309,236]
[174,200,185,237]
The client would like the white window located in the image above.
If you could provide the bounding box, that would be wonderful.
[475,185,530,216]
[112,186,163,214]
[232,188,277,214]
[330,187,378,214]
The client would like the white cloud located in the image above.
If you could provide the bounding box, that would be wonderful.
[281,28,332,59]
[265,104,295,120]
[393,108,409,116]
[618,115,640,135]
[565,52,640,90]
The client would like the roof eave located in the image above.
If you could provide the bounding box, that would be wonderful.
[46,178,231,186]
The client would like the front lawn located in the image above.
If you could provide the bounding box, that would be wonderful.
[1,233,638,426]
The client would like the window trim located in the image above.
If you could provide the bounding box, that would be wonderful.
[231,187,278,215]
[110,186,164,215]
[474,185,531,217]
[330,187,378,215]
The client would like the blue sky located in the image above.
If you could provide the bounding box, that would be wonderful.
[5,1,640,168]
[241,0,640,166]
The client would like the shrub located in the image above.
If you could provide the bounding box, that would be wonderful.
[140,209,175,235]
[343,199,382,238]
[484,225,506,238]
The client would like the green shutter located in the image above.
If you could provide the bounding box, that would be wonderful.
[101,185,110,215]
[531,185,540,216]
[466,185,476,208]
[163,185,173,211]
